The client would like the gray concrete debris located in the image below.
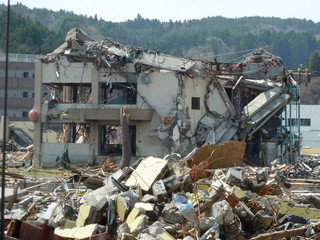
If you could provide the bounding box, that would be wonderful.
[206,200,234,225]
[225,168,243,184]
[5,155,320,239]
[256,167,270,183]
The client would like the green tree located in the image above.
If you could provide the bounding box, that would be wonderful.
[304,51,320,75]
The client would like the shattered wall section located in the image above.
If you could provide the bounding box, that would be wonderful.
[157,74,198,155]
[196,79,239,146]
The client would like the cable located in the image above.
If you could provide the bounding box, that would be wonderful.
[194,48,256,61]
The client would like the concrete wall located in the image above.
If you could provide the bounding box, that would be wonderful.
[40,143,92,167]
[34,61,210,165]
[41,62,93,84]
[184,76,208,133]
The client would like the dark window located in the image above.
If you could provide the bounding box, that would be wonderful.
[99,125,136,156]
[288,118,311,126]
[22,111,28,118]
[23,72,29,78]
[22,92,28,98]
[191,97,200,110]
[101,82,137,104]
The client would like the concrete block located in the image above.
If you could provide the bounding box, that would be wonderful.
[205,200,234,225]
[152,180,167,202]
[141,194,156,203]
[76,205,96,227]
[81,185,118,206]
[129,214,149,236]
[64,220,76,229]
[117,222,130,235]
[253,210,273,230]
[225,168,243,184]
[163,175,181,193]
[116,196,131,222]
[256,167,269,183]
[162,202,184,223]
[135,202,158,221]
[142,221,166,237]
[126,208,144,227]
[229,186,246,201]
[159,232,176,240]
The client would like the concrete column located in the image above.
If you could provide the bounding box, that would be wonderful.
[91,69,99,107]
[90,121,99,160]
[33,61,43,167]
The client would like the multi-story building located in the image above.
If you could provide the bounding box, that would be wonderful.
[33,28,296,167]
[0,53,42,121]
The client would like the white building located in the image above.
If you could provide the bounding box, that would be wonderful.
[286,105,320,148]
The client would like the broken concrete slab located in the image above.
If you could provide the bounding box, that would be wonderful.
[54,224,104,239]
[129,214,149,235]
[76,205,97,227]
[125,156,168,191]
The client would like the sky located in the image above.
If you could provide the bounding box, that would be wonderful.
[0,0,320,23]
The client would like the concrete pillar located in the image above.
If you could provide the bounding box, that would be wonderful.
[91,69,99,107]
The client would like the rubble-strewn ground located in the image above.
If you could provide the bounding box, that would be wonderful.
[2,149,320,240]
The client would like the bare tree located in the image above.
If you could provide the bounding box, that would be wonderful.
[119,107,131,168]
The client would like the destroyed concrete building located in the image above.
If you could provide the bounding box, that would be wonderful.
[33,28,297,167]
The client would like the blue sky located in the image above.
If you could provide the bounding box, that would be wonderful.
[1,0,320,23]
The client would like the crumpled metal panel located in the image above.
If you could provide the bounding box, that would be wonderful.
[6,219,110,240]
[6,220,61,240]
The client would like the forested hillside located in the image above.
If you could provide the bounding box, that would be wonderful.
[1,3,320,72]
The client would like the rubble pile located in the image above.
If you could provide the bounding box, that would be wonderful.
[3,146,320,239]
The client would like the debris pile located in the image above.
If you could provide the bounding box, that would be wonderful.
[4,144,320,239]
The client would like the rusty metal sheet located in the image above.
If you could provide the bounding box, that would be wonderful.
[6,220,66,240]
[188,141,246,169]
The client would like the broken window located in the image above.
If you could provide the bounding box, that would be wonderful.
[288,118,311,126]
[100,82,137,104]
[191,97,200,110]
[42,123,90,143]
[99,124,136,155]
[43,83,92,104]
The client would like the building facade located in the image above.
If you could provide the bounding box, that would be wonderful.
[0,53,42,121]
[33,28,297,167]
[284,104,320,148]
